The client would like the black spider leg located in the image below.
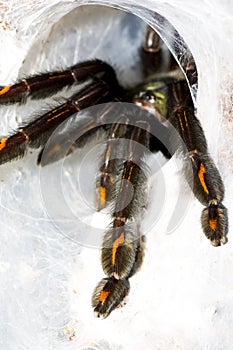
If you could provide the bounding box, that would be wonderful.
[171,28,198,86]
[141,25,163,76]
[141,25,179,78]
[92,120,150,319]
[0,73,120,165]
[37,97,171,212]
[95,115,129,211]
[94,91,173,212]
[36,103,118,166]
[0,59,115,104]
[169,80,228,246]
[38,103,130,209]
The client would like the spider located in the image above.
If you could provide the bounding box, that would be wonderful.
[0,22,228,320]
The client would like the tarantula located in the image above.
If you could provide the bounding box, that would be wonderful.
[0,22,228,319]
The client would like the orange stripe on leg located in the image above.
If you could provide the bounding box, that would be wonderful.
[0,85,11,95]
[198,163,209,194]
[0,137,9,150]
[99,186,106,208]
[112,232,125,266]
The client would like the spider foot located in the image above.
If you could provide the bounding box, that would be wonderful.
[92,277,130,319]
[201,201,228,246]
[101,223,139,279]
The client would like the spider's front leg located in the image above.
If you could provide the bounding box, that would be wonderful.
[0,60,113,104]
[0,62,121,165]
[0,81,112,164]
[92,121,150,319]
[169,81,228,246]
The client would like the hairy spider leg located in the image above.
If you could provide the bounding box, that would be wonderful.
[37,103,117,167]
[169,80,228,246]
[92,121,150,318]
[141,25,163,76]
[94,97,173,211]
[0,80,116,165]
[0,60,117,104]
[37,95,172,173]
[141,25,179,78]
[95,116,129,211]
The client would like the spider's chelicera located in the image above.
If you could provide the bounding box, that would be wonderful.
[0,24,228,319]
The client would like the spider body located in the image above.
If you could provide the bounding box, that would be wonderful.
[0,24,228,319]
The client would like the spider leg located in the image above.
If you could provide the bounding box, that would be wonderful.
[141,25,163,76]
[169,80,228,246]
[0,79,118,165]
[96,117,128,210]
[141,25,179,78]
[0,60,115,104]
[95,102,173,211]
[92,121,150,318]
[37,93,171,208]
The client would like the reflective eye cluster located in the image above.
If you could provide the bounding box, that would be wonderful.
[138,90,156,105]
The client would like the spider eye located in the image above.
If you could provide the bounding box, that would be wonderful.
[145,91,155,102]
[139,91,155,103]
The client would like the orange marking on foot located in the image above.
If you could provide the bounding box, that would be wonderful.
[209,218,217,230]
[0,85,11,95]
[198,163,209,194]
[0,137,9,150]
[112,232,125,266]
[99,290,109,302]
[99,186,106,208]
